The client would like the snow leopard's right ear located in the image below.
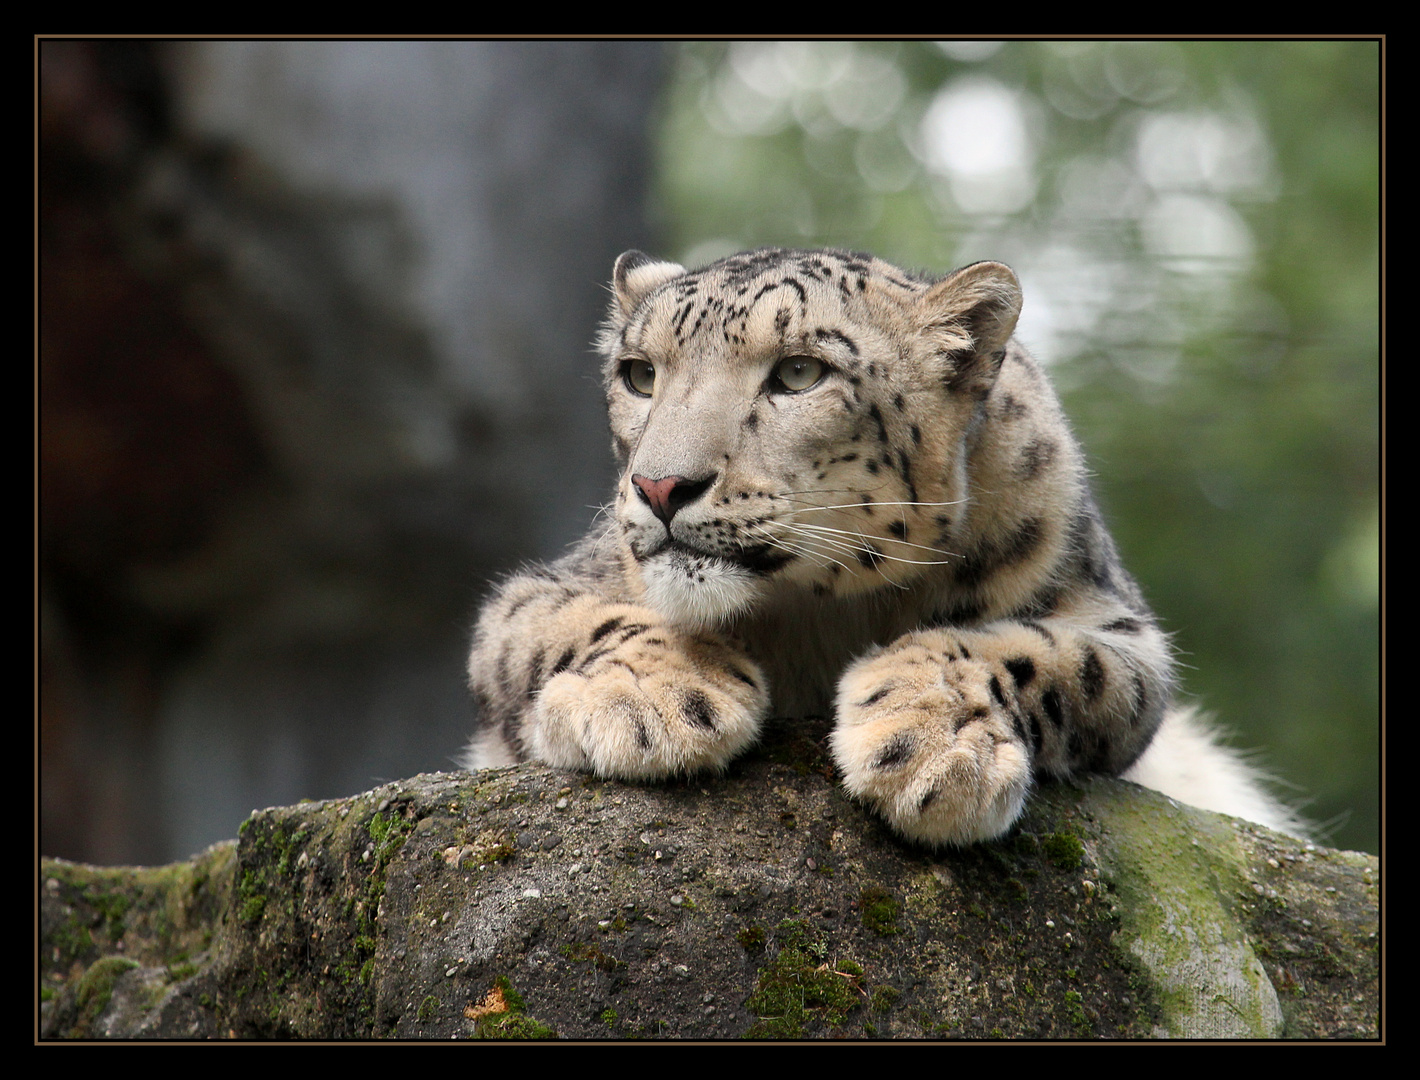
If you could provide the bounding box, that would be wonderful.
[611,250,685,318]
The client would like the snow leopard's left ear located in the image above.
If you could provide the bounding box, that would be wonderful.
[611,250,685,319]
[917,260,1023,397]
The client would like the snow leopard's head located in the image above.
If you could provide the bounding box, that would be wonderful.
[598,247,1022,628]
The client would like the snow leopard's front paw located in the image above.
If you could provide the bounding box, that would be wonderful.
[831,636,1032,846]
[531,610,768,780]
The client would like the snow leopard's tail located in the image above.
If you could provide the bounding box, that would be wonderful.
[1122,706,1312,839]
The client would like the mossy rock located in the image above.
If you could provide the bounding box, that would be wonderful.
[40,737,1378,1040]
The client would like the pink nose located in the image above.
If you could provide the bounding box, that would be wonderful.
[631,473,713,524]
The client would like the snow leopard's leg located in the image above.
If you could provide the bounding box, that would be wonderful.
[831,609,1171,846]
[465,568,768,778]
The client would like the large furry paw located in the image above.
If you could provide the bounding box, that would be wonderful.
[831,638,1031,846]
[531,610,768,780]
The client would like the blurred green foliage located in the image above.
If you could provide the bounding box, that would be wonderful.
[655,41,1379,852]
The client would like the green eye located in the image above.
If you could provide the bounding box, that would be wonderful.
[773,355,825,393]
[623,358,656,397]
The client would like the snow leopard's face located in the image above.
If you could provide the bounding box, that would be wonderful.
[598,247,1021,629]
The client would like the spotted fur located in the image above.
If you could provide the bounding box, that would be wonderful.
[464,248,1304,845]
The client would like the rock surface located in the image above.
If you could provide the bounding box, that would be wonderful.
[39,720,1379,1040]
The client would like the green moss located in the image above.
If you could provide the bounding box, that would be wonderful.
[870,985,900,1013]
[1063,988,1092,1034]
[737,925,766,951]
[84,889,132,940]
[1043,831,1085,871]
[367,812,404,852]
[238,889,267,925]
[366,810,414,872]
[238,846,275,926]
[417,995,440,1022]
[1082,784,1287,1038]
[743,925,863,1039]
[477,1013,557,1039]
[494,975,526,1012]
[275,829,310,876]
[228,801,418,1035]
[74,956,140,1032]
[47,918,94,965]
[350,807,416,988]
[773,918,818,954]
[471,976,556,1040]
[859,885,901,936]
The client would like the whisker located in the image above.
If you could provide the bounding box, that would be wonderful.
[748,526,851,572]
[777,521,961,563]
[783,498,965,513]
[745,523,861,577]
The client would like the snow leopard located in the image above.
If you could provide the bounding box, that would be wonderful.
[463,246,1303,846]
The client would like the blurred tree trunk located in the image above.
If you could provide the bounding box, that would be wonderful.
[39,40,666,864]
